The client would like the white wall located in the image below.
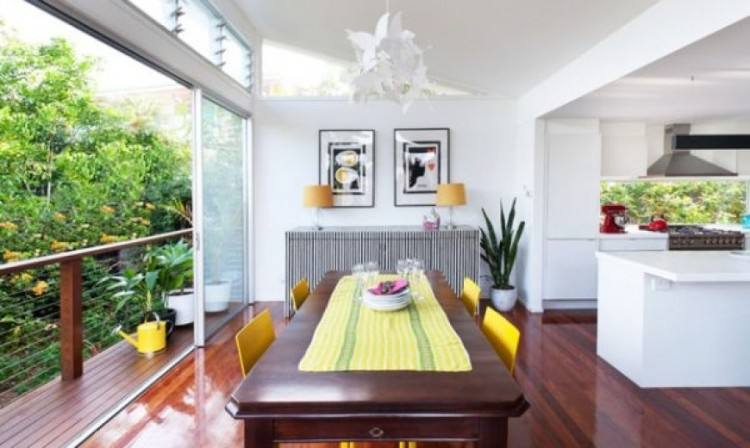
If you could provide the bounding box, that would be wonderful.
[253,98,516,300]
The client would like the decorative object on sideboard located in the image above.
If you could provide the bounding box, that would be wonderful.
[394,128,450,206]
[346,9,433,112]
[422,207,441,230]
[481,198,525,312]
[303,184,333,230]
[319,129,375,207]
[437,183,466,229]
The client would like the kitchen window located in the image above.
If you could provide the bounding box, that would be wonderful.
[601,180,748,224]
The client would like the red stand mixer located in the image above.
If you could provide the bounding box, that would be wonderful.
[600,204,630,234]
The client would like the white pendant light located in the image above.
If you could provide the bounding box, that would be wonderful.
[346,7,433,112]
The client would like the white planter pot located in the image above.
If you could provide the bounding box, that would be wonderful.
[205,281,231,312]
[167,290,194,326]
[491,287,517,312]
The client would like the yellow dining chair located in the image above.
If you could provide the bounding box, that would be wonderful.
[236,311,354,448]
[235,309,276,377]
[291,278,310,312]
[482,307,521,376]
[460,277,481,318]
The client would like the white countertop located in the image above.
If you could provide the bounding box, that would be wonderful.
[596,250,750,282]
[598,225,668,239]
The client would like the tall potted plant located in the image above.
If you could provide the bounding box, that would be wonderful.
[480,198,525,311]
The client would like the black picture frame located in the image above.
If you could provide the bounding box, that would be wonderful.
[393,128,451,207]
[318,129,376,208]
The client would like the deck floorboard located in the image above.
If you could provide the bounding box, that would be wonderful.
[0,325,194,448]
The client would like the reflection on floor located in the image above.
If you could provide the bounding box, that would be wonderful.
[205,301,246,336]
[83,302,750,448]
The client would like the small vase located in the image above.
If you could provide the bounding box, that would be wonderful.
[491,287,517,311]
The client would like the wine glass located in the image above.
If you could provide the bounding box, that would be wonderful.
[396,259,408,279]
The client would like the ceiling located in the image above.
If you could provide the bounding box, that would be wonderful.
[236,0,658,97]
[549,17,750,122]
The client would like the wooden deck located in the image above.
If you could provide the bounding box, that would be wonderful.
[83,301,750,448]
[0,325,195,448]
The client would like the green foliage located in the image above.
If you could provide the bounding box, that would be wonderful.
[480,199,526,290]
[0,25,191,404]
[153,240,193,294]
[103,241,193,319]
[600,181,747,224]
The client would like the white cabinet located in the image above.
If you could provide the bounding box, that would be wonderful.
[599,238,668,252]
[600,122,648,179]
[546,120,601,239]
[544,119,601,305]
[544,239,598,299]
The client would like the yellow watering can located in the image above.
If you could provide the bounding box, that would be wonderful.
[117,313,173,355]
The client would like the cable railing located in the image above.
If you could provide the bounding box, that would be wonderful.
[0,229,192,408]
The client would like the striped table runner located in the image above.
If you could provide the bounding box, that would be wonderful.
[299,275,472,372]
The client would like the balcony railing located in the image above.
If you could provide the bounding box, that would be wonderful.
[0,229,192,407]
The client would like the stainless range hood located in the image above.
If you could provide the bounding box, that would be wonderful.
[646,124,738,177]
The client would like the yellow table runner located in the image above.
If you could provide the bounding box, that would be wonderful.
[299,275,471,372]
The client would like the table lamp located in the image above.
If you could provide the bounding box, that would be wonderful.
[436,183,466,229]
[303,185,333,230]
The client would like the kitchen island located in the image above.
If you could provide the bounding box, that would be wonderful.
[596,250,750,388]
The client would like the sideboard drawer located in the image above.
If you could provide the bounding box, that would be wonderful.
[274,417,479,442]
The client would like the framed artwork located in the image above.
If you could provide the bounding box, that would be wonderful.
[394,128,450,206]
[319,129,375,207]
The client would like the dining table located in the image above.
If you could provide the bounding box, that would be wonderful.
[226,271,529,447]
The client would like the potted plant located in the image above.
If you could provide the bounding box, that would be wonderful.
[480,198,526,311]
[154,241,194,326]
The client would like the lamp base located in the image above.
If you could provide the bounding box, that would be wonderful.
[444,206,457,229]
[311,207,325,231]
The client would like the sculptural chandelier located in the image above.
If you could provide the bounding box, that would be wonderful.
[346,9,432,111]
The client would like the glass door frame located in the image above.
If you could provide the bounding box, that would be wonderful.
[192,88,252,346]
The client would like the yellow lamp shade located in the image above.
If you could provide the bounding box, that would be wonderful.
[436,183,466,206]
[303,185,333,208]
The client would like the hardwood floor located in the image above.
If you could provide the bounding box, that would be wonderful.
[83,302,750,448]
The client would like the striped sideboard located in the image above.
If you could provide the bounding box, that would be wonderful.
[285,226,480,317]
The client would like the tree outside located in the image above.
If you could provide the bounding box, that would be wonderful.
[601,181,747,224]
[0,22,191,405]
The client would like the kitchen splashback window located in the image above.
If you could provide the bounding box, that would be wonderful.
[600,180,747,224]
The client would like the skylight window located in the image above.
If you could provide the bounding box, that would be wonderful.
[126,0,254,91]
[262,41,473,98]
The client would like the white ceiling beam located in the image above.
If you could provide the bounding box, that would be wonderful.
[519,0,750,119]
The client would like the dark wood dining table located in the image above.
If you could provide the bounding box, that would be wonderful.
[226,271,529,447]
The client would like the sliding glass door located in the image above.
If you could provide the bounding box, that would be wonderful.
[193,92,249,345]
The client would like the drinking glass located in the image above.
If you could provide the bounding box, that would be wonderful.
[366,261,379,288]
[352,263,366,297]
[411,259,424,301]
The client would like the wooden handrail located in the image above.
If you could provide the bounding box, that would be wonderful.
[0,228,192,276]
[0,228,192,381]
